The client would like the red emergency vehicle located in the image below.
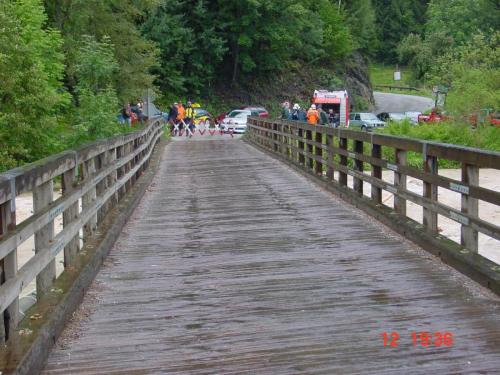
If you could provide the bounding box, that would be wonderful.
[312,90,349,127]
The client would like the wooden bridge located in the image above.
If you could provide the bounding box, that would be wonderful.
[1,118,499,374]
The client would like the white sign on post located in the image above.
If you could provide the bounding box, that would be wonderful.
[394,71,401,81]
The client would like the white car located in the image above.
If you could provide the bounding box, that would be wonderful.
[404,111,422,124]
[221,110,255,134]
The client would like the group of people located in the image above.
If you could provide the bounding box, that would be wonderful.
[167,101,197,137]
[120,100,147,126]
[281,102,340,127]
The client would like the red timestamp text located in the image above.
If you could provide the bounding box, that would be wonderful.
[380,331,453,348]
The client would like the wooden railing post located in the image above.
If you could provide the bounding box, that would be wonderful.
[461,164,479,252]
[281,122,287,158]
[62,164,79,267]
[306,129,314,170]
[107,147,118,209]
[96,152,107,224]
[394,149,407,215]
[0,192,18,342]
[423,153,438,232]
[273,122,279,153]
[339,135,348,186]
[371,144,382,204]
[326,133,334,181]
[33,180,55,298]
[315,129,323,176]
[353,140,364,195]
[82,157,97,241]
[298,128,305,166]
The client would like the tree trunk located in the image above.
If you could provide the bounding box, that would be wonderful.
[232,42,239,85]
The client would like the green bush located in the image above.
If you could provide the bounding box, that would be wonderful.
[379,120,500,168]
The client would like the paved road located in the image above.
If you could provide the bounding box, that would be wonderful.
[374,91,434,113]
[43,138,500,374]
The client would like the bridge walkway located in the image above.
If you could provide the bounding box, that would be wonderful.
[43,138,500,374]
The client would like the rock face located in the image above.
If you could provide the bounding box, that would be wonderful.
[342,52,375,110]
[210,51,375,113]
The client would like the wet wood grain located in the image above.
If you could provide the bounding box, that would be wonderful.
[43,138,500,374]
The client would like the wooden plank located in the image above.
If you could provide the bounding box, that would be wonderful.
[0,197,18,342]
[315,129,323,176]
[33,180,55,298]
[423,155,438,233]
[62,166,79,267]
[371,144,382,204]
[339,136,348,186]
[394,149,407,215]
[326,134,334,181]
[353,140,364,195]
[461,164,479,252]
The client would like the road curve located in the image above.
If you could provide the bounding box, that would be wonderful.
[374,91,434,114]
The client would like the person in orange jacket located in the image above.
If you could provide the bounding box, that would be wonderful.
[307,104,319,125]
[176,102,186,132]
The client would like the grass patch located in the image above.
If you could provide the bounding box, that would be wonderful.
[370,64,433,98]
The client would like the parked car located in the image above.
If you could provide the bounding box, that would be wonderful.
[240,106,269,117]
[404,111,422,124]
[418,109,447,123]
[193,108,212,125]
[216,106,268,124]
[377,112,406,122]
[221,109,259,134]
[349,112,386,131]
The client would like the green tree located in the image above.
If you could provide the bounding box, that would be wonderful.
[429,32,500,115]
[372,0,428,62]
[0,0,69,170]
[345,0,378,56]
[43,0,159,102]
[73,36,124,142]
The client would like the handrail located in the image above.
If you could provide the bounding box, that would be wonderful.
[247,117,500,285]
[0,117,164,342]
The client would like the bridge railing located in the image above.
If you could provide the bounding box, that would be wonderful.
[247,117,500,290]
[0,118,164,343]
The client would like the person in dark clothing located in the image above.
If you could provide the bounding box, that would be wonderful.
[328,109,336,127]
[318,105,329,125]
[168,103,179,135]
[298,108,307,122]
[121,104,131,126]
[291,104,300,120]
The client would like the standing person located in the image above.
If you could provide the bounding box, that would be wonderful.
[121,104,131,126]
[184,101,195,137]
[291,104,300,120]
[307,104,319,125]
[298,106,307,122]
[318,105,328,125]
[177,102,185,134]
[281,101,291,120]
[168,103,178,135]
[328,109,336,127]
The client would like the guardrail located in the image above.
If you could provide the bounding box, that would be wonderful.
[0,118,164,343]
[247,117,500,293]
[374,84,421,92]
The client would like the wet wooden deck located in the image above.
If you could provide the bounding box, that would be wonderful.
[43,138,500,374]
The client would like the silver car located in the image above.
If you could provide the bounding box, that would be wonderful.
[349,112,386,131]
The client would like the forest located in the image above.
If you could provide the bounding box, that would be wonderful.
[0,0,499,171]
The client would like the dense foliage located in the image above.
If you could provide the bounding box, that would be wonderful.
[396,0,499,115]
[1,0,499,172]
